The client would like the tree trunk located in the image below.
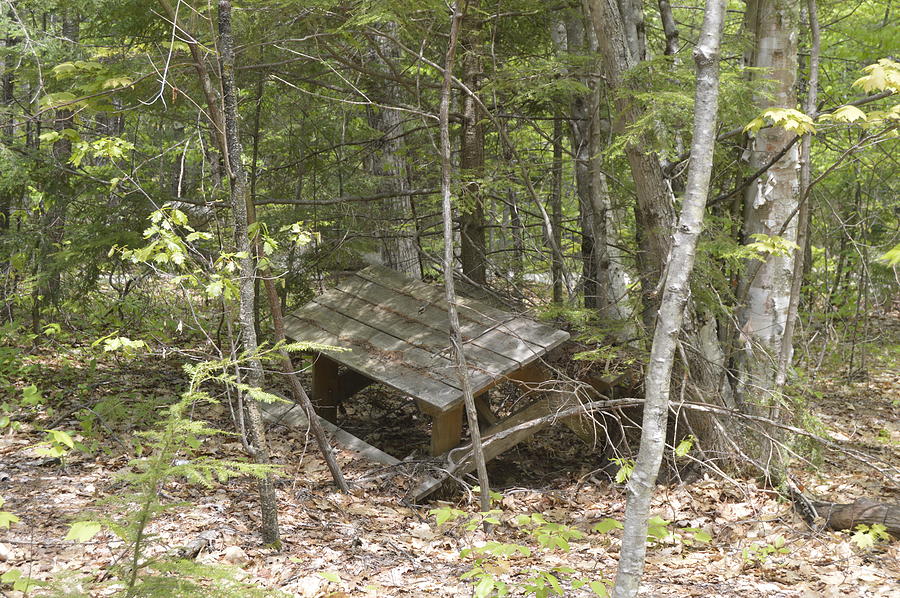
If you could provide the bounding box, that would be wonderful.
[613,2,725,595]
[551,117,564,303]
[586,0,675,332]
[458,0,487,285]
[1,17,17,322]
[555,9,637,334]
[556,15,604,311]
[33,11,78,329]
[441,0,491,514]
[217,0,280,546]
[367,29,421,278]
[777,0,819,389]
[657,0,679,56]
[735,0,801,433]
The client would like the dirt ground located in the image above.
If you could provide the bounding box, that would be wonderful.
[1,314,898,597]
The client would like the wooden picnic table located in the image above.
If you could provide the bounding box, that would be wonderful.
[283,264,570,458]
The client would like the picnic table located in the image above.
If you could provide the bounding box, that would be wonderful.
[282,265,570,469]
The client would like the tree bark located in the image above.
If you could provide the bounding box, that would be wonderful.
[551,117,564,303]
[218,0,280,546]
[586,0,675,332]
[158,0,229,175]
[776,0,819,389]
[657,0,679,56]
[1,15,17,322]
[555,15,601,309]
[367,28,421,278]
[735,0,801,430]
[613,1,725,595]
[458,0,487,285]
[440,0,491,514]
[33,11,78,328]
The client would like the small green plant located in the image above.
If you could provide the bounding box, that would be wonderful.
[0,495,20,529]
[0,499,39,594]
[0,403,23,432]
[1,568,43,594]
[674,435,696,457]
[33,428,76,461]
[21,383,44,407]
[433,504,612,597]
[609,457,635,484]
[850,523,891,550]
[23,353,292,597]
[742,535,789,566]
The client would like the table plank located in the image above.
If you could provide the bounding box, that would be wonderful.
[284,307,464,412]
[315,285,521,378]
[306,295,498,394]
[355,265,569,352]
[261,401,400,467]
[333,276,545,368]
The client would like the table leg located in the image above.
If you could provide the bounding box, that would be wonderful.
[474,393,498,428]
[312,354,340,422]
[431,404,464,456]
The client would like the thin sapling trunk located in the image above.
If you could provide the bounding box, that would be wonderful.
[612,0,726,595]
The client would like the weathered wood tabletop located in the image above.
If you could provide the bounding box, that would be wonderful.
[284,264,570,456]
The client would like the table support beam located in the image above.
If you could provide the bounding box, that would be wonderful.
[431,404,464,456]
[312,353,341,422]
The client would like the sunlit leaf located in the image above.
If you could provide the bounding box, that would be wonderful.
[65,521,102,542]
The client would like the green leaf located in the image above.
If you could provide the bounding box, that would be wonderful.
[21,384,43,406]
[318,571,341,584]
[877,243,900,266]
[589,580,609,596]
[647,516,672,541]
[47,429,75,449]
[1,569,22,583]
[0,511,20,529]
[473,576,495,598]
[744,108,816,136]
[852,59,900,93]
[691,529,712,543]
[675,435,695,458]
[592,518,623,534]
[65,520,102,542]
[851,528,875,549]
[39,92,78,109]
[824,105,867,123]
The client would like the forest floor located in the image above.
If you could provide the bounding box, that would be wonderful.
[1,312,899,597]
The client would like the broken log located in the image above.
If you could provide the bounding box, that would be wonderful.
[813,498,900,538]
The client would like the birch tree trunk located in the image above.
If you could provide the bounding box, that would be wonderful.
[776,0,819,388]
[735,0,801,433]
[612,1,726,595]
[218,0,280,546]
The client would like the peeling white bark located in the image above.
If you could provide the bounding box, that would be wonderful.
[738,0,801,408]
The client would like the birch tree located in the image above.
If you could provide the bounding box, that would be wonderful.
[613,0,726,594]
[735,0,801,435]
